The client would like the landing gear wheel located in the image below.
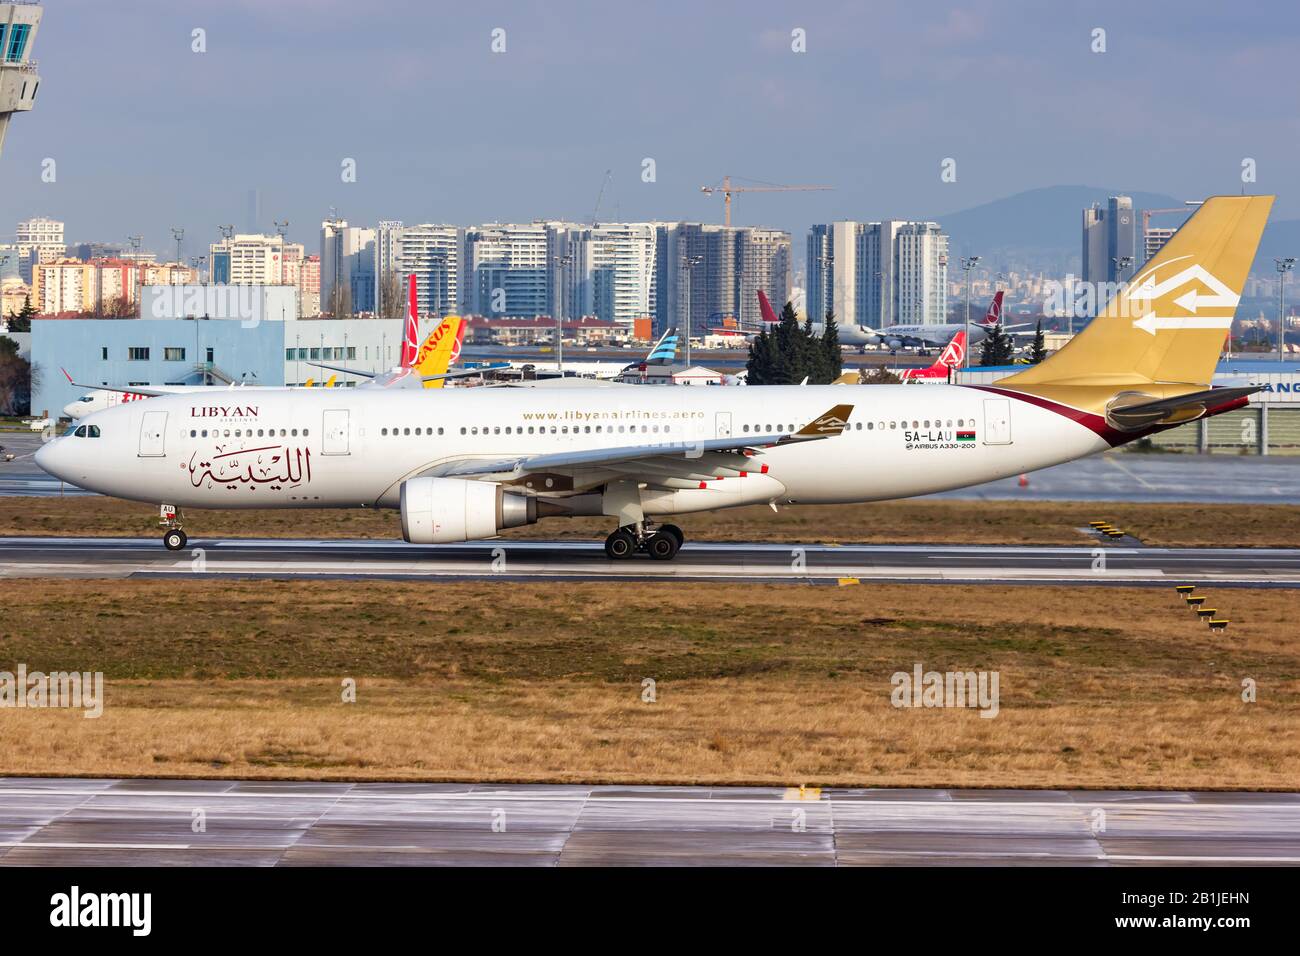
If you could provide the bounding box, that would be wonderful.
[646,530,680,561]
[658,524,684,550]
[163,528,188,551]
[604,528,637,560]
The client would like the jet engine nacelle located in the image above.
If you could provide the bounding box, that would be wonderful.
[886,338,904,352]
[400,476,537,544]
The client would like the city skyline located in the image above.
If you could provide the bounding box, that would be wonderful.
[0,1,1294,266]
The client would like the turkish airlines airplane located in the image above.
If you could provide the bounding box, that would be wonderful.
[62,276,465,418]
[896,329,966,382]
[874,291,1033,352]
[36,196,1270,561]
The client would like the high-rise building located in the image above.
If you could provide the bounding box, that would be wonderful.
[209,234,304,286]
[0,2,42,158]
[320,219,377,316]
[375,222,461,318]
[1144,226,1177,264]
[806,220,948,328]
[1081,195,1137,299]
[16,216,64,282]
[463,223,549,317]
[651,223,791,336]
[566,223,657,328]
[297,255,321,317]
[32,257,197,315]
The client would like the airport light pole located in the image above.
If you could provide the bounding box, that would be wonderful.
[682,254,703,368]
[1276,258,1295,363]
[552,254,571,373]
[171,227,184,266]
[960,255,980,367]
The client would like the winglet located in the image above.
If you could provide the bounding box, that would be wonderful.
[793,403,854,438]
[61,366,74,384]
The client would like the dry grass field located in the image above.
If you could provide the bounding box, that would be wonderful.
[0,580,1296,790]
[2,494,1299,547]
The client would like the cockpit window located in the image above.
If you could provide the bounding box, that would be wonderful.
[74,425,88,437]
[87,425,101,438]
[63,424,79,437]
[79,396,93,403]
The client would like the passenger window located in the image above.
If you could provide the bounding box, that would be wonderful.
[460,427,467,435]
[292,429,298,437]
[223,429,231,438]
[190,429,196,438]
[303,429,309,437]
[471,427,478,435]
[202,429,208,438]
[438,427,444,436]
[403,428,409,436]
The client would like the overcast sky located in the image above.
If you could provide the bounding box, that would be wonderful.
[3,0,1295,260]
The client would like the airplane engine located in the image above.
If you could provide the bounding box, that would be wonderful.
[887,338,904,352]
[400,477,537,544]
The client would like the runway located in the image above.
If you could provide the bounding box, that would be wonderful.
[0,778,1296,866]
[1,536,1298,585]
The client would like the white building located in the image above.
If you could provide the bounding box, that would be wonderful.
[807,220,948,327]
[463,223,549,318]
[567,223,656,328]
[16,216,64,283]
[209,233,305,287]
[375,222,462,318]
[320,219,376,315]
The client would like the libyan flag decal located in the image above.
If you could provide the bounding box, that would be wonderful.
[956,430,976,442]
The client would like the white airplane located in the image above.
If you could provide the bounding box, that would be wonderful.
[36,196,1270,561]
[873,291,1034,352]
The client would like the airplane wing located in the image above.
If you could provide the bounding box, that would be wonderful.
[306,361,377,379]
[61,369,186,398]
[426,404,854,482]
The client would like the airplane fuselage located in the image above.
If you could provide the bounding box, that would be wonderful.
[38,384,1108,514]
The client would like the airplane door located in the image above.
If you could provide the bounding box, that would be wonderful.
[715,412,732,438]
[982,398,1012,445]
[138,410,168,457]
[322,409,350,455]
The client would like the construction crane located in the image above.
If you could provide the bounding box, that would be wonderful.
[700,175,832,227]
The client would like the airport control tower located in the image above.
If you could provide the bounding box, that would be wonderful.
[0,1,41,158]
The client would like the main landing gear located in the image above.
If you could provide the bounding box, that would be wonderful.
[160,504,188,551]
[604,522,684,561]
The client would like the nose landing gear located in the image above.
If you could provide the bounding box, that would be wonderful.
[160,504,188,551]
[603,522,684,561]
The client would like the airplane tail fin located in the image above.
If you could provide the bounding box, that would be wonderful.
[757,289,780,325]
[980,290,1004,327]
[998,196,1272,403]
[935,329,966,371]
[401,273,419,369]
[645,326,679,366]
[415,314,466,389]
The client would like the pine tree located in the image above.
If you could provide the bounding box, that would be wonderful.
[1029,320,1047,364]
[9,295,36,333]
[979,324,1015,366]
[820,312,841,382]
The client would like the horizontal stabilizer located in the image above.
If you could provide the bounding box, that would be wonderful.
[1106,386,1259,431]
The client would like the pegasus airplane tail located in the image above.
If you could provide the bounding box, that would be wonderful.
[414,314,467,389]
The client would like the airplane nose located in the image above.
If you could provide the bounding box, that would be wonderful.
[34,438,67,480]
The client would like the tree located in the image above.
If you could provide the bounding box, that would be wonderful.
[979,324,1016,366]
[0,349,33,416]
[859,365,902,385]
[1028,320,1048,364]
[8,295,36,332]
[744,301,840,385]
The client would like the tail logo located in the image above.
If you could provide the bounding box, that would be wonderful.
[1124,258,1239,336]
[938,333,965,368]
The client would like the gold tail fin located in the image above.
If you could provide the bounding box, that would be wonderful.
[414,315,465,389]
[998,195,1272,409]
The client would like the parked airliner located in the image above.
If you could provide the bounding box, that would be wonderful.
[36,197,1270,560]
